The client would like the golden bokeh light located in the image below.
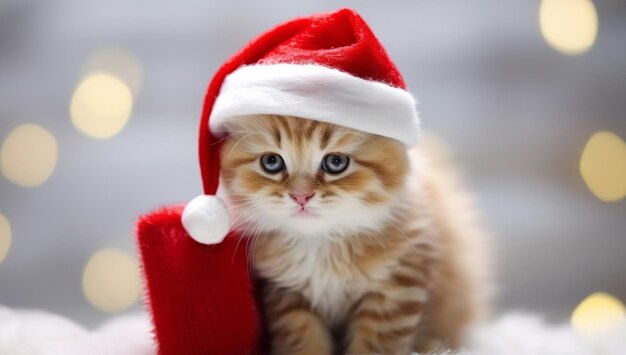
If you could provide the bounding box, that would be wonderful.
[0,213,11,264]
[81,46,143,95]
[580,131,626,202]
[82,248,140,313]
[539,0,598,55]
[0,124,58,188]
[572,292,626,337]
[70,72,133,139]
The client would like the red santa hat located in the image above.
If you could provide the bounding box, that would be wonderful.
[182,8,420,244]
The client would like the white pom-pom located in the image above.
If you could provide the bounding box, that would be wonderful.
[181,195,230,245]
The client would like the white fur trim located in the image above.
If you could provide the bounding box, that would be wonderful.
[182,195,230,245]
[209,64,420,147]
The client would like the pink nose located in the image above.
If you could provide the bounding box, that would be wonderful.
[289,192,315,206]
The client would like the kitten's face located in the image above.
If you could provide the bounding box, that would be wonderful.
[219,115,408,237]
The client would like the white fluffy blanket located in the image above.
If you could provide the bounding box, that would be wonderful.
[0,307,153,355]
[1,306,624,355]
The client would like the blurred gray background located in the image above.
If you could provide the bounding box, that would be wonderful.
[1,0,625,327]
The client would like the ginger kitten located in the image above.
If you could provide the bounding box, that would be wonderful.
[218,115,490,354]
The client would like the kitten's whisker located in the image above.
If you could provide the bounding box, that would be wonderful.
[363,230,389,255]
[250,228,271,277]
[230,206,260,263]
[226,199,258,206]
[246,232,256,274]
[247,216,263,241]
[227,132,263,161]
[382,217,421,258]
[229,209,262,242]
[238,210,265,237]
[243,216,270,274]
[229,205,260,230]
[225,116,275,144]
[245,222,263,274]
[220,129,273,143]
[231,210,265,263]
[211,132,239,145]
[246,223,259,270]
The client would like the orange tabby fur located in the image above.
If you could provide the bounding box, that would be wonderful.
[219,115,490,354]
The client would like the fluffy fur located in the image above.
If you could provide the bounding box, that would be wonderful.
[219,115,491,354]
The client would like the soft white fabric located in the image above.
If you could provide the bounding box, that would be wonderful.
[463,313,626,355]
[0,306,154,355]
[1,306,625,354]
[209,64,420,147]
[181,194,230,245]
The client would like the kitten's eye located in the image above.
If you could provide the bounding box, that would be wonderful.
[322,153,350,174]
[260,154,285,174]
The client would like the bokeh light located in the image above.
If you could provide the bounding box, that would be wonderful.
[0,124,58,188]
[70,72,133,139]
[580,131,626,202]
[572,292,626,337]
[82,248,140,313]
[539,0,598,55]
[81,46,143,95]
[0,213,11,264]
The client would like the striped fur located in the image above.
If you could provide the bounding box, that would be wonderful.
[219,116,490,354]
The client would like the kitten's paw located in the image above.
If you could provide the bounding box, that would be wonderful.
[273,344,331,355]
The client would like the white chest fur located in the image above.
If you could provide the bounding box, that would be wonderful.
[257,237,370,325]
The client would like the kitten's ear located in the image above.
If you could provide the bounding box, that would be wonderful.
[136,205,262,354]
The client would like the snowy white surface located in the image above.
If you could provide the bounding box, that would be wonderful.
[1,306,625,355]
[0,306,154,355]
[463,313,626,355]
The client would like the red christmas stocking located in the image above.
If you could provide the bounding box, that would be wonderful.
[135,205,261,354]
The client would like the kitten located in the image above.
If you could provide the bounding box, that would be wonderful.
[219,115,490,354]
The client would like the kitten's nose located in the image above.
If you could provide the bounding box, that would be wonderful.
[289,192,315,206]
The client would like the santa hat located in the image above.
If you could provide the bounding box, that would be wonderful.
[182,8,420,245]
